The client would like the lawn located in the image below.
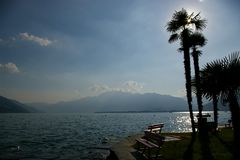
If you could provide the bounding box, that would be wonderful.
[160,128,233,160]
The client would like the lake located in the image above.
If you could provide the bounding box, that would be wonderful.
[0,111,230,160]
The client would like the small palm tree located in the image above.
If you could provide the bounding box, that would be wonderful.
[220,53,240,160]
[166,8,207,133]
[202,52,240,159]
[199,61,224,129]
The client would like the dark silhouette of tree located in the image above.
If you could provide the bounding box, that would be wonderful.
[190,33,207,109]
[199,61,223,130]
[201,52,240,159]
[221,52,240,160]
[189,32,207,132]
[166,8,207,133]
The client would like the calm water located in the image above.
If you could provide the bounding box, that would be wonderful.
[0,111,230,160]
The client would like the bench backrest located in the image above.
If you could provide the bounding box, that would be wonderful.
[144,131,164,145]
[148,123,164,130]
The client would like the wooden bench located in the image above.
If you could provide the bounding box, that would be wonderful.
[225,120,232,128]
[207,122,217,132]
[194,121,217,132]
[145,123,164,134]
[136,131,165,159]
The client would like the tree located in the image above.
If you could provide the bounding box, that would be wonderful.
[202,52,240,159]
[190,32,207,128]
[198,61,223,129]
[221,52,240,160]
[166,8,207,133]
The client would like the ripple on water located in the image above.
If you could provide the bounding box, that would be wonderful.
[0,112,231,159]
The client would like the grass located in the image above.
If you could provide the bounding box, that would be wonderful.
[160,128,234,160]
[134,128,234,160]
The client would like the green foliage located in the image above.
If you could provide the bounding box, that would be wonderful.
[200,52,240,103]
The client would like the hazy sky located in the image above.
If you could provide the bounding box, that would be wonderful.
[0,0,240,103]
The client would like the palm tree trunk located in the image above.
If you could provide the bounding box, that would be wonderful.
[193,49,207,137]
[184,48,195,133]
[192,49,203,119]
[228,89,240,160]
[212,94,218,130]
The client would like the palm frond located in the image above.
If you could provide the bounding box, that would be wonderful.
[227,51,240,64]
[172,8,188,23]
[192,12,200,20]
[192,50,202,57]
[166,20,180,32]
[177,47,184,53]
[166,8,189,32]
[189,32,207,47]
[168,33,179,43]
[201,52,240,105]
[166,8,207,34]
[192,19,207,31]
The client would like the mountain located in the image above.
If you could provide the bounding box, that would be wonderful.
[203,101,230,111]
[0,96,39,113]
[31,92,189,113]
[203,96,240,111]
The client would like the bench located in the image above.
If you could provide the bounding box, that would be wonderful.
[145,123,164,134]
[225,119,232,128]
[207,122,217,132]
[194,121,217,132]
[136,131,165,159]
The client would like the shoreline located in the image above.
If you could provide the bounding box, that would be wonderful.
[106,132,184,160]
[106,128,233,160]
[106,134,143,160]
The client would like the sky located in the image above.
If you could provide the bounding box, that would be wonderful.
[0,0,240,103]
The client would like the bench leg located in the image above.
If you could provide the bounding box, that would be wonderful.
[142,146,148,155]
[136,141,147,155]
[147,148,151,159]
[137,144,151,159]
[136,141,140,150]
[136,141,144,152]
[154,148,161,160]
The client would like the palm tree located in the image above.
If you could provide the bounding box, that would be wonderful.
[190,32,207,128]
[221,53,240,160]
[166,8,207,133]
[202,52,240,159]
[199,61,223,130]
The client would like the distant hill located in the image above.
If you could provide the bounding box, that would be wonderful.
[31,92,189,113]
[203,101,230,111]
[0,96,38,113]
[202,96,240,111]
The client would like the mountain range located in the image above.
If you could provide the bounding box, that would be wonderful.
[1,91,230,113]
[30,92,190,113]
[0,96,38,113]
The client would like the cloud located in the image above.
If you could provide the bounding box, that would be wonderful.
[0,33,53,47]
[0,62,20,73]
[123,81,144,92]
[19,32,52,46]
[89,84,112,93]
[89,81,144,95]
